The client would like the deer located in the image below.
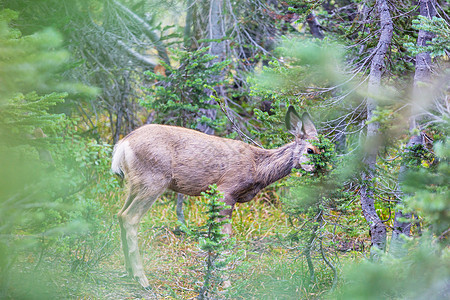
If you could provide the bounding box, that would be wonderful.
[111,106,319,289]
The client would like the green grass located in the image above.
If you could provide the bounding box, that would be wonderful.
[8,187,368,299]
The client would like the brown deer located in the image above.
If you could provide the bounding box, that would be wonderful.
[111,106,319,288]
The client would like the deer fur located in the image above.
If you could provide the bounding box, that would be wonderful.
[111,106,318,288]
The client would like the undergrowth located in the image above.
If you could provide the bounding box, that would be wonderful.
[9,180,367,299]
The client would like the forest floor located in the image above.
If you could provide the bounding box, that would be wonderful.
[10,193,368,299]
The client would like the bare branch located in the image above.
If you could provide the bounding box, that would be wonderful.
[116,40,157,68]
[112,0,171,66]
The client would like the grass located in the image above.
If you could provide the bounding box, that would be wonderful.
[8,187,368,299]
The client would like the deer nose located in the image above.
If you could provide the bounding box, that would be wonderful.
[301,164,314,172]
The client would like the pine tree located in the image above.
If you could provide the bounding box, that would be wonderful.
[0,9,70,295]
[181,185,235,299]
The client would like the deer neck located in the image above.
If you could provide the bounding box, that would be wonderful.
[254,142,296,187]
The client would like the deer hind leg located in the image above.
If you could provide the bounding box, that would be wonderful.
[117,181,168,289]
[118,192,135,276]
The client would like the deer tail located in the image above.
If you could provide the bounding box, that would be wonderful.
[111,141,127,179]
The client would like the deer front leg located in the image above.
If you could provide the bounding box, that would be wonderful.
[219,194,236,236]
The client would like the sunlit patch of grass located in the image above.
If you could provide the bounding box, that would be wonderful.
[139,190,292,243]
[138,190,291,238]
[233,200,290,241]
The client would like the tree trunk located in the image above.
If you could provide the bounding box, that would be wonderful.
[182,0,227,219]
[197,0,226,135]
[184,0,194,49]
[390,0,436,257]
[360,0,393,260]
[306,12,324,39]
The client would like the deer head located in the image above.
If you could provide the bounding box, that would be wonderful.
[285,106,319,172]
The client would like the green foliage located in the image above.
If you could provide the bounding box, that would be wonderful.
[402,143,435,170]
[284,0,323,17]
[1,0,448,298]
[181,185,235,299]
[249,38,348,149]
[65,199,116,272]
[405,16,450,58]
[257,38,345,95]
[282,135,358,290]
[142,47,229,130]
[0,10,118,297]
[0,92,66,147]
[0,9,78,98]
[228,254,333,299]
[0,91,66,220]
[52,133,119,271]
[283,135,339,215]
[402,138,449,242]
[248,81,296,148]
[0,11,71,295]
[199,185,232,247]
[0,8,66,238]
[250,99,292,147]
[331,239,450,300]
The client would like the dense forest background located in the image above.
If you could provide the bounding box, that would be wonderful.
[0,0,449,299]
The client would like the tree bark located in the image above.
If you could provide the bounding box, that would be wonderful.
[390,0,436,257]
[182,0,227,218]
[184,0,194,49]
[306,12,324,39]
[197,0,226,135]
[411,0,436,130]
[360,0,393,260]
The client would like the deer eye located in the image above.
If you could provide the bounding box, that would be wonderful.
[307,148,314,154]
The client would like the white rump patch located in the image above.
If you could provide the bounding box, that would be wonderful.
[111,140,134,176]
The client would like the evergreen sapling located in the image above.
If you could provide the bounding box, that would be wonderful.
[180,185,235,300]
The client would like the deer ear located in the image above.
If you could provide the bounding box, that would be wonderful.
[301,112,317,137]
[285,106,303,137]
